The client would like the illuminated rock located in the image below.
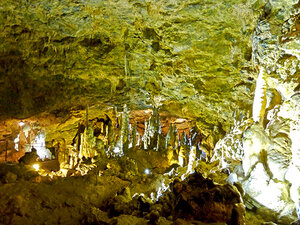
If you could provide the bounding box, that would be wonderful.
[147,107,161,151]
[242,163,286,212]
[120,104,130,155]
[210,1,300,219]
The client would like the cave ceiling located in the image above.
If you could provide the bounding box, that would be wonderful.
[0,0,298,132]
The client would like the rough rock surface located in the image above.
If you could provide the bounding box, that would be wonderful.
[163,172,245,225]
[0,163,131,225]
[0,156,245,225]
[0,0,266,134]
[212,0,300,221]
[105,167,245,225]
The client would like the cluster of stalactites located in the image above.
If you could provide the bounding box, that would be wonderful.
[69,105,208,168]
[110,106,207,166]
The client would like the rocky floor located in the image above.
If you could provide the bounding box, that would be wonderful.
[0,155,298,225]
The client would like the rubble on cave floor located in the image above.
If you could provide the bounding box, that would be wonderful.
[1,153,296,225]
[0,156,243,225]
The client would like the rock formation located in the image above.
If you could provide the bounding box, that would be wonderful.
[0,0,299,224]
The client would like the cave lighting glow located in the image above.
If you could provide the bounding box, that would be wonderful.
[187,146,196,174]
[181,146,196,180]
[290,121,300,167]
[178,155,184,167]
[144,168,151,175]
[14,135,19,151]
[113,146,121,154]
[112,144,124,156]
[32,133,52,160]
[286,164,300,219]
[19,121,25,127]
[174,118,186,123]
[243,163,286,212]
[33,164,40,171]
[255,180,286,212]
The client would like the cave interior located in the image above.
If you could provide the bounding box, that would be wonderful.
[0,0,300,225]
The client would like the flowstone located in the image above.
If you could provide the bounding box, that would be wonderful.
[211,2,300,222]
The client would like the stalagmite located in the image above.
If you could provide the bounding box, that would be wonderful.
[32,132,52,161]
[56,139,67,166]
[18,129,27,155]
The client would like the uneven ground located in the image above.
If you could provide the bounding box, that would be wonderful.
[0,155,287,225]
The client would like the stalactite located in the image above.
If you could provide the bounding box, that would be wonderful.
[165,123,173,151]
[253,67,267,123]
[148,107,161,151]
[120,104,130,155]
[181,131,190,166]
[143,118,149,150]
[173,125,180,154]
[131,122,137,151]
[65,105,205,170]
[107,117,115,148]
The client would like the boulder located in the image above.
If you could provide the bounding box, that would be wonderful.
[160,171,245,224]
